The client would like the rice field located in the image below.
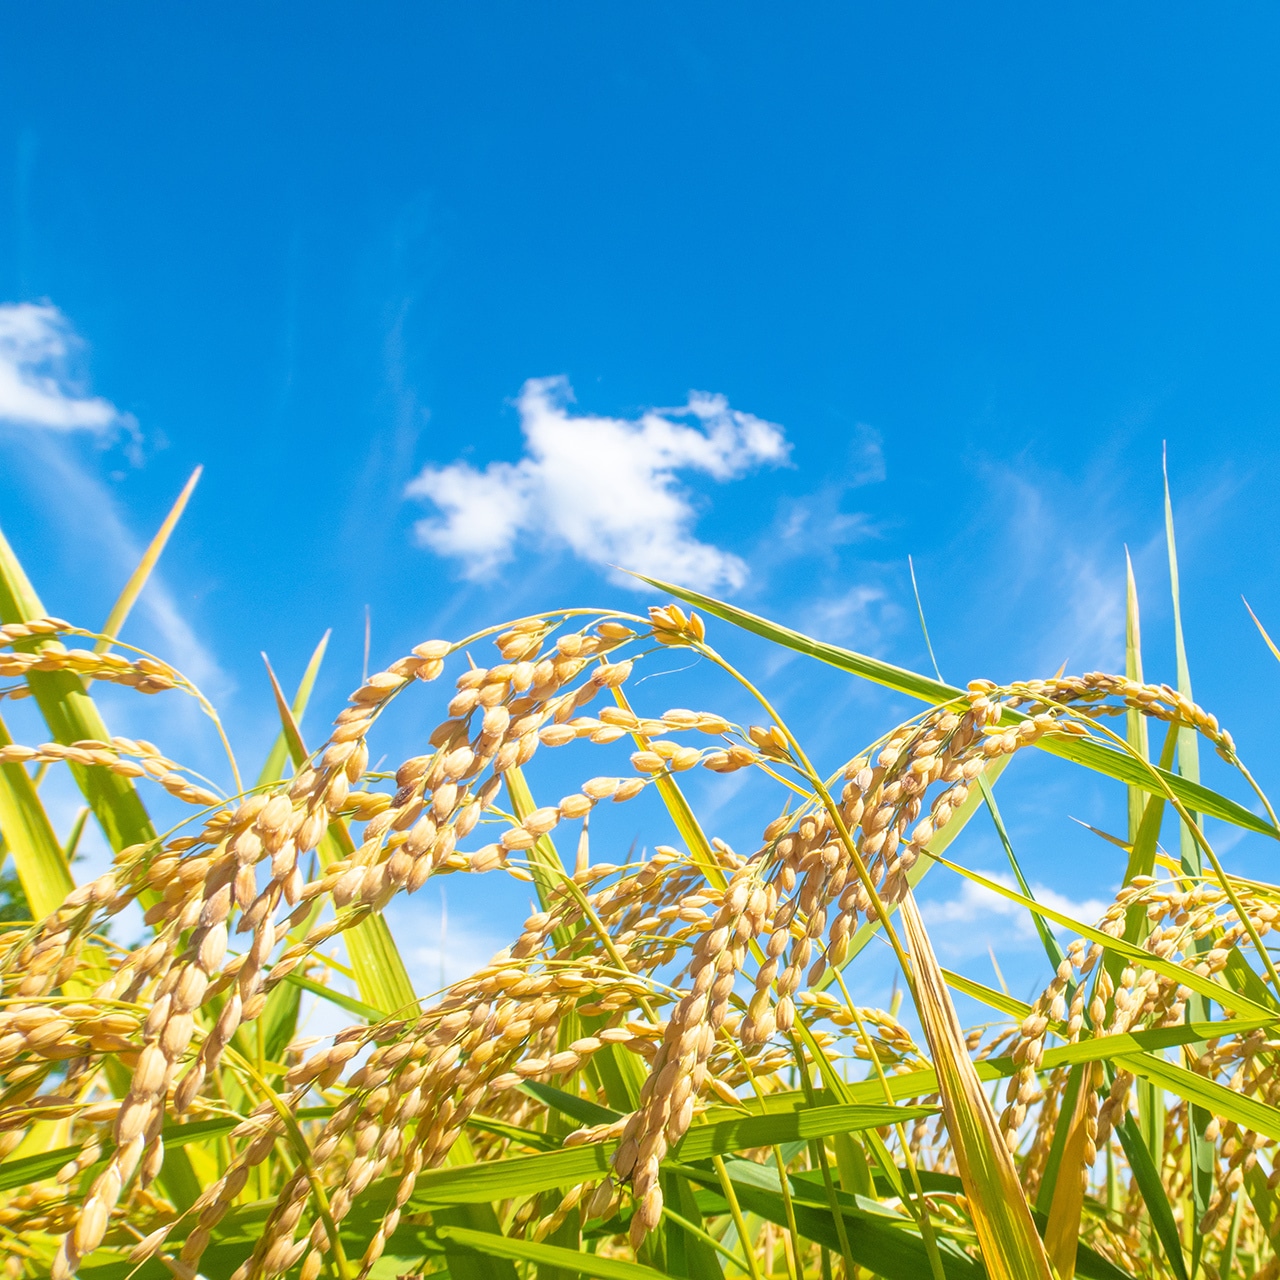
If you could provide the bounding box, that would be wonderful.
[2,467,1279,1280]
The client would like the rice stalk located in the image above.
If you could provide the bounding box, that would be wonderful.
[0,503,1277,1280]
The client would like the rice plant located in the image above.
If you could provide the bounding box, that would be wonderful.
[2,470,1280,1280]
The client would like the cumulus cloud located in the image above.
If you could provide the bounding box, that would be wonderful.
[406,376,789,591]
[0,303,127,431]
[920,868,1110,956]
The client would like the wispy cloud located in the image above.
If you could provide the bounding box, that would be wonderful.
[0,301,221,700]
[920,867,1110,958]
[10,435,224,699]
[962,465,1130,677]
[388,891,508,997]
[406,376,789,591]
[0,303,131,432]
[800,584,892,645]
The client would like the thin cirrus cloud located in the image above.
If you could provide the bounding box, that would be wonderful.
[920,868,1111,957]
[405,376,790,592]
[0,300,222,700]
[0,302,127,431]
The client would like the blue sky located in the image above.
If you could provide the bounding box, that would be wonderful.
[3,4,1280,1003]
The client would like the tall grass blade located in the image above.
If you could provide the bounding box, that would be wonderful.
[256,630,330,788]
[898,893,1054,1280]
[95,465,203,652]
[1244,597,1280,663]
[1163,449,1203,877]
[1162,451,1212,1276]
[977,773,1065,970]
[1124,548,1150,844]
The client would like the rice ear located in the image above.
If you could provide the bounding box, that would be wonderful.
[899,892,1054,1280]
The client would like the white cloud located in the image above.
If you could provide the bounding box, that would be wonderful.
[385,890,510,997]
[802,584,889,643]
[406,376,789,591]
[0,301,222,706]
[0,303,128,431]
[920,868,1111,955]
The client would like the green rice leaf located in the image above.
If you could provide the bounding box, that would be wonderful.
[843,1167,1135,1278]
[1117,1046,1280,1141]
[828,1015,1275,1107]
[436,1225,667,1280]
[977,772,1065,971]
[96,466,202,653]
[1124,547,1150,844]
[1163,453,1214,1276]
[520,1081,620,1126]
[921,851,1275,1020]
[638,575,1277,839]
[505,765,576,952]
[672,1160,983,1280]
[1123,724,1176,897]
[1163,451,1203,876]
[0,711,74,917]
[940,967,1032,1022]
[1034,1064,1085,1215]
[1115,1111,1189,1280]
[674,1103,934,1161]
[0,522,158,855]
[1244,598,1280,664]
[409,1144,614,1207]
[660,1170,726,1280]
[0,1108,333,1193]
[434,1207,522,1280]
[1244,1160,1278,1241]
[256,630,330,788]
[63,805,90,861]
[402,1102,931,1209]
[251,634,334,1066]
[283,971,384,1022]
